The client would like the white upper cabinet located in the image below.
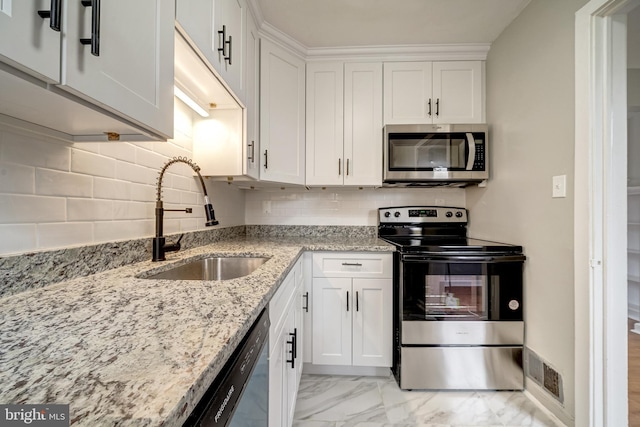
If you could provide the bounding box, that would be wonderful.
[0,0,174,142]
[383,61,484,124]
[63,0,174,138]
[243,12,260,180]
[306,62,382,187]
[260,39,306,185]
[0,0,61,83]
[344,62,383,186]
[306,62,344,186]
[176,0,245,101]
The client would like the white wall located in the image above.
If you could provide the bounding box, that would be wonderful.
[465,0,587,424]
[245,187,465,225]
[0,101,245,256]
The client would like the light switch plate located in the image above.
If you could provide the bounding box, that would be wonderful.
[552,175,567,198]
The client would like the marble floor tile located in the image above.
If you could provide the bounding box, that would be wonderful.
[294,374,564,427]
[294,377,389,424]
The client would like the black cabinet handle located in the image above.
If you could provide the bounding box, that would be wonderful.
[356,291,359,312]
[435,98,440,117]
[346,291,349,312]
[338,158,341,176]
[427,98,432,117]
[80,0,100,56]
[286,329,297,369]
[225,36,232,65]
[248,141,255,163]
[303,292,309,312]
[264,150,268,169]
[38,0,62,31]
[346,159,350,176]
[217,25,227,57]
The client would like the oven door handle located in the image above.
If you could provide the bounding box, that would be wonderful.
[402,255,526,263]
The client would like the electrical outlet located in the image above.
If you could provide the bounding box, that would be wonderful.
[552,175,567,198]
[262,201,271,214]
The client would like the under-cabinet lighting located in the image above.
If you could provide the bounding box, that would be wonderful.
[174,86,210,118]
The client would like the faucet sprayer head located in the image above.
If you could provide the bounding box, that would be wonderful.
[204,196,218,226]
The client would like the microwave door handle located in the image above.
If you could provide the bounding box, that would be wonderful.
[466,132,476,170]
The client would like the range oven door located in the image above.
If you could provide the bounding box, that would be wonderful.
[399,254,525,345]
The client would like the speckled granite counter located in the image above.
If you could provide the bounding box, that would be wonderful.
[0,236,393,426]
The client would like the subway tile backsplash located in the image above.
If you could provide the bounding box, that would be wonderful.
[244,187,465,226]
[0,101,245,256]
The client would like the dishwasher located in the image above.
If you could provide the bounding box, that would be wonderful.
[183,307,269,426]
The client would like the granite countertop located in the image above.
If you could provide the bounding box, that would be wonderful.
[0,236,393,426]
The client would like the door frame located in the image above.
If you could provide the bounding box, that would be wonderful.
[575,0,637,425]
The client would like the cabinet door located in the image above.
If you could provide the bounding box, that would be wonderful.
[432,61,484,124]
[312,277,352,366]
[383,62,432,125]
[260,39,306,185]
[269,324,285,427]
[305,62,344,186]
[294,259,305,383]
[344,62,383,186]
[0,0,60,82]
[352,278,392,367]
[62,0,174,139]
[283,306,298,427]
[175,0,214,66]
[214,0,245,98]
[244,13,259,179]
[302,253,313,364]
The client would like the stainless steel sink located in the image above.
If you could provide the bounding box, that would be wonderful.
[144,256,270,281]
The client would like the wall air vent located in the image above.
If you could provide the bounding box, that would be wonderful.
[524,347,564,404]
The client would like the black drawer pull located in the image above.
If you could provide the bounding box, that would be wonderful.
[38,0,62,31]
[80,0,100,56]
[303,292,309,312]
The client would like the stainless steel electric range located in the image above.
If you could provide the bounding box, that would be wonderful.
[378,206,526,390]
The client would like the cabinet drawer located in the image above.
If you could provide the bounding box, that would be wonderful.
[312,252,392,278]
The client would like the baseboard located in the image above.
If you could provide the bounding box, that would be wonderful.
[524,380,573,427]
[302,363,392,377]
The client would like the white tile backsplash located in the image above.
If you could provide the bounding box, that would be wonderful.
[93,177,131,201]
[0,100,245,255]
[1,130,70,171]
[0,194,66,223]
[37,222,94,249]
[0,162,34,194]
[67,198,114,221]
[0,224,37,254]
[71,149,116,178]
[36,169,93,197]
[244,187,465,225]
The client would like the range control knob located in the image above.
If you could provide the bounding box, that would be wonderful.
[445,211,453,218]
[384,212,391,218]
[394,212,401,218]
[455,211,463,218]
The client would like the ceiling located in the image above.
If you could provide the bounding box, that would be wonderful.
[254,0,532,48]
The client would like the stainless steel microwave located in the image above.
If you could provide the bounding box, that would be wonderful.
[383,124,488,186]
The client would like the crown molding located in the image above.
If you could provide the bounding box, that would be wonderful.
[305,44,490,62]
[246,1,490,62]
[258,22,308,60]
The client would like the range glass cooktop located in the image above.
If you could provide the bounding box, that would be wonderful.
[378,206,523,254]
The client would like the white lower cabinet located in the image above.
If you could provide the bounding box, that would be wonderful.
[269,257,303,427]
[311,252,393,368]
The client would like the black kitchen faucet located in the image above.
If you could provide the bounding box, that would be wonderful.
[152,157,218,261]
